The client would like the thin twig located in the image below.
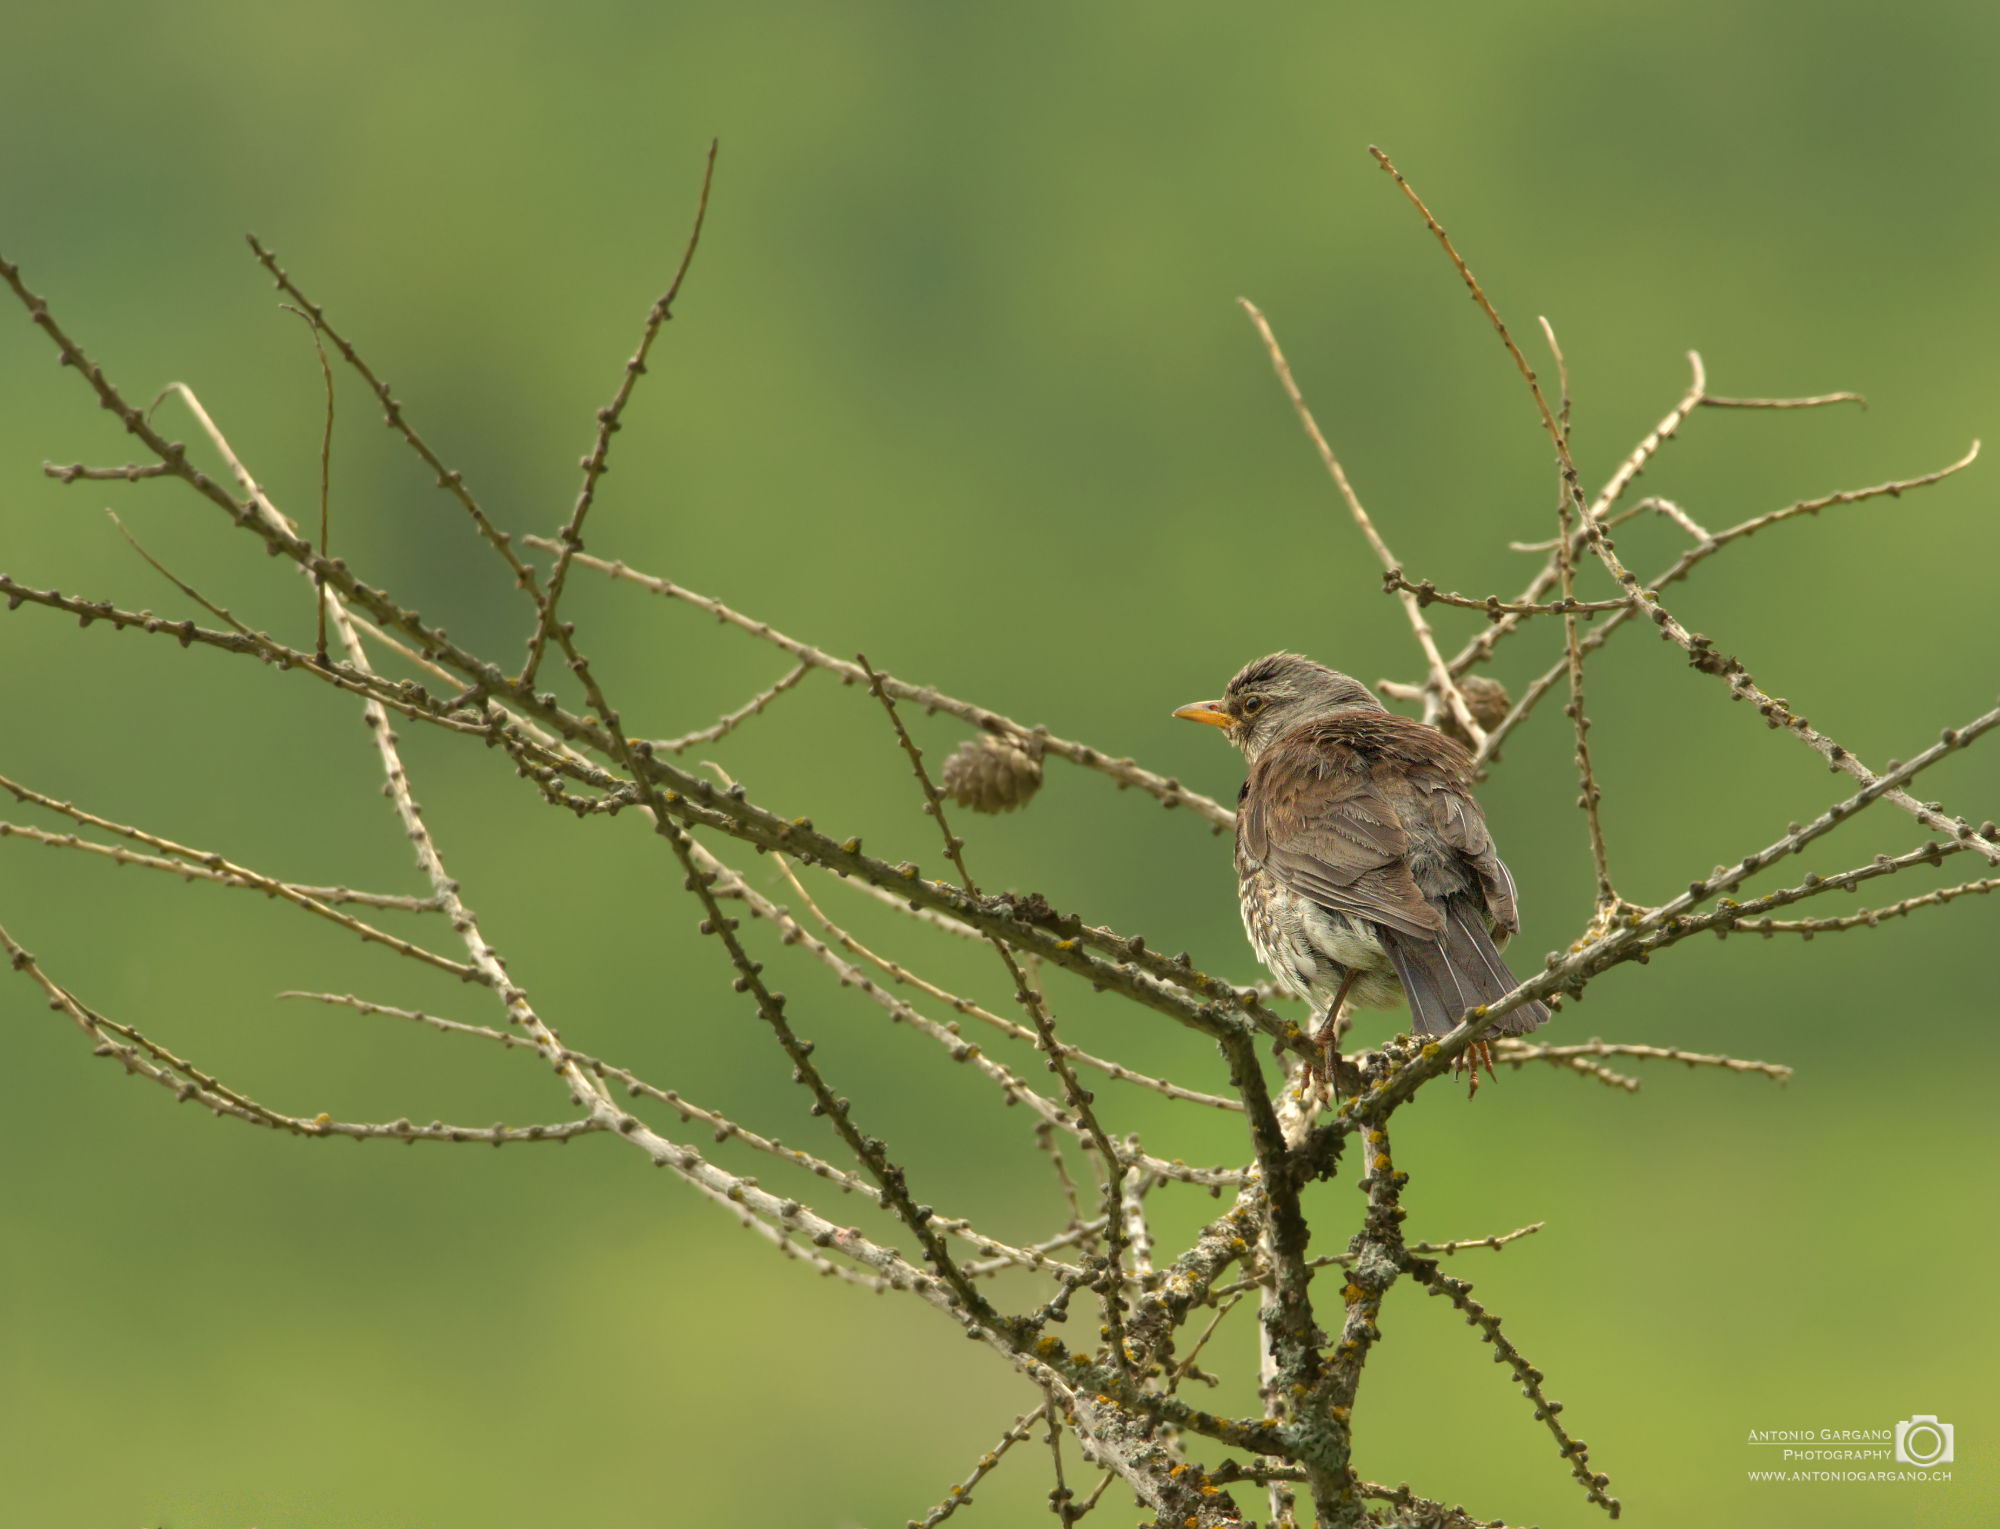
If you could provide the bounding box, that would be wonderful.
[104,509,258,639]
[0,773,479,980]
[523,139,718,688]
[1494,1039,1791,1081]
[1724,876,1998,935]
[1,922,596,1146]
[1408,1255,1619,1518]
[1373,152,1999,872]
[858,652,1136,1371]
[1384,572,1634,618]
[245,236,551,620]
[641,661,808,754]
[1478,444,1981,763]
[1046,1390,1080,1527]
[1210,1221,1546,1299]
[42,460,171,482]
[770,852,1244,1112]
[278,303,336,665]
[524,538,1234,828]
[1539,314,1572,444]
[1545,318,1617,910]
[1447,352,1710,682]
[0,823,439,910]
[1510,494,1712,552]
[911,1403,1050,1529]
[1236,297,1488,749]
[1702,389,1866,410]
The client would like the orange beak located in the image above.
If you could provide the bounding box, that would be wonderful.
[1172,699,1233,730]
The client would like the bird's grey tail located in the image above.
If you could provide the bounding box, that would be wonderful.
[1382,901,1550,1038]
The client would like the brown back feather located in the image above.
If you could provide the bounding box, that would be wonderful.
[1237,711,1521,940]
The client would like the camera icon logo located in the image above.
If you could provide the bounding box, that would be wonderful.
[1893,1415,1954,1466]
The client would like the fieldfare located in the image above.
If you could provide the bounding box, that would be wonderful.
[1175,653,1549,1076]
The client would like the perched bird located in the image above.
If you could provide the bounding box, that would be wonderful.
[1174,653,1549,1071]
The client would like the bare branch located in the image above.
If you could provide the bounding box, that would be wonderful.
[770,851,1244,1113]
[1495,1039,1792,1082]
[1384,572,1634,618]
[43,460,171,482]
[1701,388,1866,410]
[276,303,336,665]
[523,139,718,687]
[523,537,1234,828]
[0,774,478,980]
[0,823,437,911]
[244,237,551,617]
[1407,1247,1619,1518]
[912,1403,1050,1529]
[1722,876,1998,937]
[639,660,808,754]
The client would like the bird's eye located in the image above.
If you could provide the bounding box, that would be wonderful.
[1240,696,1264,716]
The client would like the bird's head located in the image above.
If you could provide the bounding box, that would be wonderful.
[1172,652,1382,762]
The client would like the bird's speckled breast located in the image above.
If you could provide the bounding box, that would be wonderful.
[1236,855,1404,1012]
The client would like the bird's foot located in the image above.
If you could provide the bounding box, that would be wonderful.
[1299,1031,1339,1101]
[1453,1040,1499,1099]
[1305,976,1359,1102]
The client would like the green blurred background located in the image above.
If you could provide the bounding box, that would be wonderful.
[3,3,1995,1525]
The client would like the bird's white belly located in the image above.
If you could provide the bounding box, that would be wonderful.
[1242,886,1403,1012]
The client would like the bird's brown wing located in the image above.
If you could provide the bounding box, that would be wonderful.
[1405,754,1522,939]
[1238,729,1443,940]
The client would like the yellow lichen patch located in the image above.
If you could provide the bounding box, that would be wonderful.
[1342,1282,1366,1305]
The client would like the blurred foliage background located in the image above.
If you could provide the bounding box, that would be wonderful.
[2,3,1995,1526]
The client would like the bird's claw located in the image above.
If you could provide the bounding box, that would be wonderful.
[1452,1039,1499,1099]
